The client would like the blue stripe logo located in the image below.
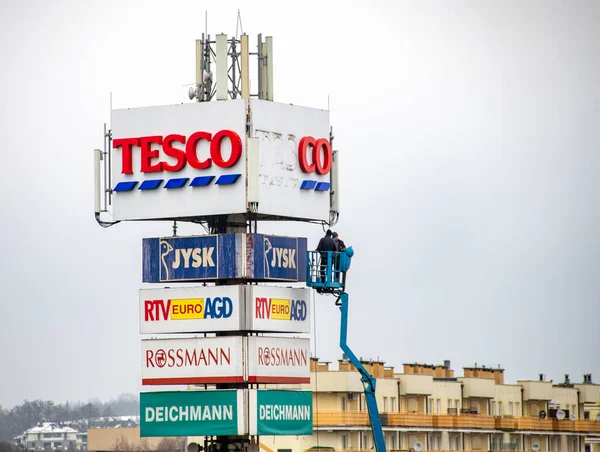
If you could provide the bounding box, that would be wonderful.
[300,180,330,192]
[114,174,241,192]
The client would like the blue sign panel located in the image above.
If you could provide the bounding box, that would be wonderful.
[143,233,306,283]
[251,235,307,281]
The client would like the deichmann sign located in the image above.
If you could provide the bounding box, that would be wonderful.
[142,336,310,385]
[142,233,307,283]
[140,285,310,334]
[139,286,244,334]
[141,336,244,385]
[108,100,333,223]
[249,390,313,436]
[140,390,246,437]
[247,336,311,384]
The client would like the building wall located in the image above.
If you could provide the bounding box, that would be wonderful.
[492,384,522,417]
[552,386,580,417]
[87,428,165,451]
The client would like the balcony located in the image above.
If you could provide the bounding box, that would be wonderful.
[313,411,600,433]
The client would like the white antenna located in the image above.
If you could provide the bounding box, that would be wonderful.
[235,9,243,38]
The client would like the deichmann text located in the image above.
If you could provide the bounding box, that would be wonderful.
[259,404,311,421]
[145,405,233,422]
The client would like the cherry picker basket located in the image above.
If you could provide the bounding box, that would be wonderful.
[306,248,353,291]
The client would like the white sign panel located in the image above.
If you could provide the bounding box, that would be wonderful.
[250,100,331,222]
[246,286,311,333]
[247,336,311,384]
[111,100,247,221]
[139,286,244,334]
[141,336,244,385]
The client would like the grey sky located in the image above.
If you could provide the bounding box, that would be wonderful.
[1,0,599,409]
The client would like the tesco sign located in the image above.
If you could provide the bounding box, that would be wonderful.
[298,137,332,175]
[108,99,332,222]
[114,130,329,176]
[113,130,242,174]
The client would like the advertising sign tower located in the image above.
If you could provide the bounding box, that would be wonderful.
[94,26,339,452]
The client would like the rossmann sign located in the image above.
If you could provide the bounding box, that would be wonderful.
[247,336,311,384]
[139,286,243,334]
[107,99,333,222]
[142,336,310,385]
[141,336,244,385]
[139,286,310,334]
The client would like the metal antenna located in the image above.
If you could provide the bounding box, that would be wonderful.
[236,9,243,38]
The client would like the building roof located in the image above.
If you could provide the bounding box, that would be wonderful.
[25,422,78,434]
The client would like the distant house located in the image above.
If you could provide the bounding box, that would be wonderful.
[18,422,83,451]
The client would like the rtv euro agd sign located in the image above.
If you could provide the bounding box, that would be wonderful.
[140,285,310,334]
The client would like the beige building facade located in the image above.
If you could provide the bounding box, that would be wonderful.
[263,359,600,452]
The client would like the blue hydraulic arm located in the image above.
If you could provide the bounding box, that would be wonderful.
[306,248,386,452]
[337,291,387,452]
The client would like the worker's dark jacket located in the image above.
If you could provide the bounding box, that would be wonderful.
[316,236,337,254]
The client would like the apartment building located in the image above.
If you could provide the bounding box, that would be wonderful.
[261,358,600,452]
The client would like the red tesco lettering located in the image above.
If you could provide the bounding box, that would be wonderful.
[298,136,332,175]
[113,130,242,174]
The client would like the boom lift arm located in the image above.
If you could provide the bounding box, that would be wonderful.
[306,249,386,452]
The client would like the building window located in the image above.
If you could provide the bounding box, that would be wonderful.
[389,434,396,449]
[515,402,520,417]
[383,397,388,412]
[436,399,441,414]
[391,397,396,412]
[428,398,433,414]
[341,434,348,450]
[584,411,590,420]
[491,401,495,415]
[448,399,452,410]
[572,405,576,417]
[455,399,460,411]
[498,401,503,416]
[509,402,513,415]
[341,397,346,411]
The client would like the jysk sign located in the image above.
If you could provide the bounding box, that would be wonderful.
[140,390,246,437]
[143,233,307,283]
[249,390,313,436]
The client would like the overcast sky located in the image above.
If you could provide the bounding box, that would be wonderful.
[1,0,599,409]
